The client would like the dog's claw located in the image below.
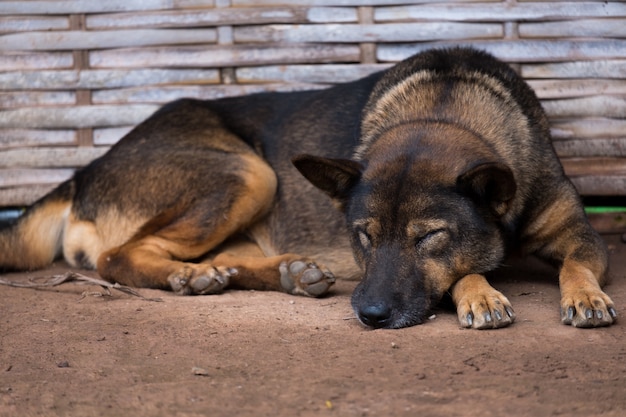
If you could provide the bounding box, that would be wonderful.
[484,312,492,323]
[279,260,335,297]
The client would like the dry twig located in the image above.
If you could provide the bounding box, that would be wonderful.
[0,272,163,302]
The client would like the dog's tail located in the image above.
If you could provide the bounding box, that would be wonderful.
[0,181,74,271]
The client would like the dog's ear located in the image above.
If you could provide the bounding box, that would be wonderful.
[292,154,363,203]
[457,162,516,217]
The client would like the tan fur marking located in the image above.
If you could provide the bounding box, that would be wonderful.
[63,215,100,268]
[560,258,603,293]
[1,201,71,269]
[353,218,381,235]
[246,222,278,257]
[64,210,148,268]
[451,274,491,304]
[423,258,456,295]
[523,195,578,244]
[235,153,278,227]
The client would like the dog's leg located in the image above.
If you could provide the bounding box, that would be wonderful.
[524,190,617,327]
[98,233,335,297]
[212,251,335,297]
[96,153,334,297]
[451,274,516,329]
[195,236,335,296]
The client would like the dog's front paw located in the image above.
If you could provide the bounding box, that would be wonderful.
[279,260,335,297]
[452,274,515,329]
[560,288,617,328]
[168,264,236,295]
[456,292,516,329]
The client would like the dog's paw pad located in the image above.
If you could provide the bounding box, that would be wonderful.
[457,293,515,330]
[279,260,335,297]
[168,265,235,295]
[560,290,616,328]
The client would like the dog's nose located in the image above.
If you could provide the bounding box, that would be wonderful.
[358,303,392,328]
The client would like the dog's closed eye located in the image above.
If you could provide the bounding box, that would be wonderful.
[415,229,447,250]
[358,230,371,249]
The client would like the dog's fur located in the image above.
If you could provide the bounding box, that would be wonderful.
[0,47,616,329]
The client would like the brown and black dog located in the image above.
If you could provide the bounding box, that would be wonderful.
[0,47,617,329]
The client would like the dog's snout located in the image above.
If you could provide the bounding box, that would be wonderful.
[358,302,392,328]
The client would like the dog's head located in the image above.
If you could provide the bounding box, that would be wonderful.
[293,127,516,328]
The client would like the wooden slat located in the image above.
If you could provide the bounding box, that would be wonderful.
[0,129,76,150]
[520,19,626,38]
[307,7,358,23]
[232,0,495,5]
[554,138,626,158]
[542,96,626,119]
[0,51,73,71]
[569,176,626,197]
[562,157,626,177]
[0,69,220,90]
[233,22,503,43]
[528,79,626,99]
[0,0,214,15]
[375,2,626,22]
[0,16,69,33]
[87,7,307,29]
[587,212,626,234]
[0,184,58,206]
[0,147,108,169]
[86,7,358,29]
[0,29,218,51]
[0,91,75,108]
[91,83,323,104]
[93,127,133,146]
[377,40,626,63]
[0,168,74,187]
[562,158,626,196]
[551,119,626,139]
[522,60,626,79]
[90,44,361,68]
[236,63,389,84]
[0,105,159,129]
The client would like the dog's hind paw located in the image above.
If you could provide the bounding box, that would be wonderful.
[560,289,617,328]
[168,264,236,295]
[279,260,335,297]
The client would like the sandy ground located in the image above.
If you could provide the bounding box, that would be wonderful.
[1,234,625,417]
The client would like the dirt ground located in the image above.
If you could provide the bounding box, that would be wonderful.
[1,234,625,417]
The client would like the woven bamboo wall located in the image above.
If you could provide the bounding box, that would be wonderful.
[1,0,625,206]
